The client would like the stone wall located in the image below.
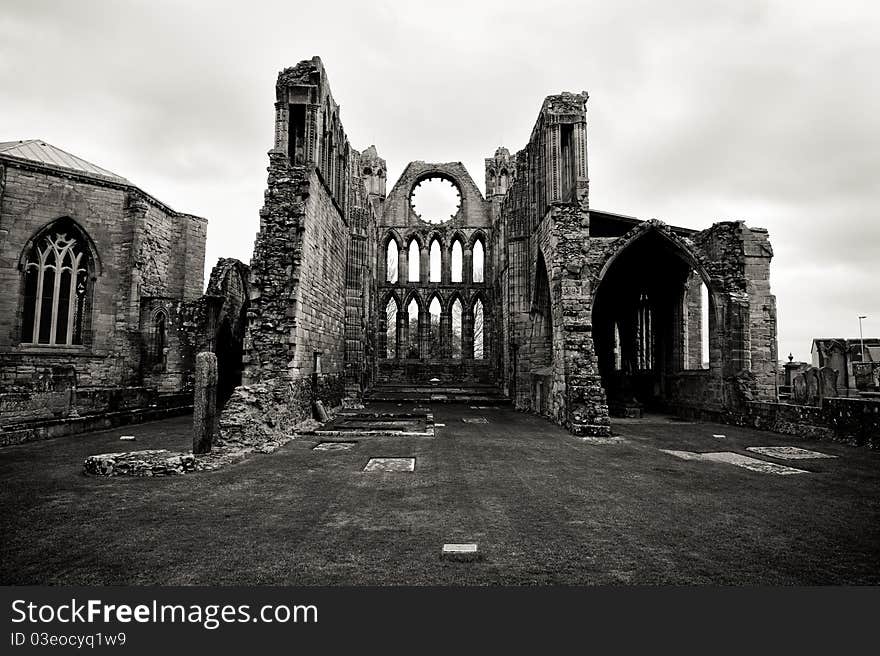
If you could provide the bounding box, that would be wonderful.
[497,91,609,436]
[226,58,370,439]
[0,151,207,429]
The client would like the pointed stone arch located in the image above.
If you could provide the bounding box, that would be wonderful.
[596,220,715,293]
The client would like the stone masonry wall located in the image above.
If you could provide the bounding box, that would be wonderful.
[0,158,206,426]
[224,58,365,440]
[498,91,610,436]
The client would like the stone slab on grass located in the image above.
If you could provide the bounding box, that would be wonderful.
[441,543,482,562]
[701,452,809,474]
[313,442,357,451]
[363,457,415,472]
[462,417,489,424]
[580,435,625,445]
[746,446,837,460]
[660,449,706,462]
[660,449,810,475]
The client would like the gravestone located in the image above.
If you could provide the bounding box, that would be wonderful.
[792,373,808,404]
[819,366,839,399]
[193,352,218,454]
[803,367,821,405]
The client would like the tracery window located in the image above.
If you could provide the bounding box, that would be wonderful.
[21,228,90,346]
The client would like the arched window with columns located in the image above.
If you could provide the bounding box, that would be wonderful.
[20,219,93,346]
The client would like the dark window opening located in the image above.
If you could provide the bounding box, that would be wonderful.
[560,123,576,201]
[288,104,307,165]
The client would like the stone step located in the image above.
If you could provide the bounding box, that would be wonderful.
[365,385,510,404]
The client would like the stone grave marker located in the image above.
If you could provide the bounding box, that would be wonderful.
[363,457,415,472]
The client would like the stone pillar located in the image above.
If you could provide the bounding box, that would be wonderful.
[193,352,218,455]
[400,244,409,283]
[464,247,473,284]
[419,308,430,360]
[378,313,388,360]
[398,310,409,359]
[440,311,452,359]
[420,245,430,282]
[463,308,475,359]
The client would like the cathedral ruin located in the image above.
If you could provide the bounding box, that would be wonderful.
[223,56,779,439]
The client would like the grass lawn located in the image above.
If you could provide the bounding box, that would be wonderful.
[1,407,879,585]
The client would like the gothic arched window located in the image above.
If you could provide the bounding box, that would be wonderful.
[472,238,485,283]
[386,239,399,283]
[385,298,398,358]
[429,239,441,282]
[451,239,463,283]
[21,224,91,346]
[473,299,485,359]
[151,310,168,370]
[451,299,463,359]
[408,240,420,282]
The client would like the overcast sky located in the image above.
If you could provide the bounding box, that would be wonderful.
[1,0,877,361]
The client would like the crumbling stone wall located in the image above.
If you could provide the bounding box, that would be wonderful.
[225,57,376,438]
[496,91,610,436]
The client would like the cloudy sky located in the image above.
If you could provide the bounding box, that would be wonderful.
[1,0,877,360]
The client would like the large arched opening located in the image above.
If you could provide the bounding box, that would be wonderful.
[592,229,715,414]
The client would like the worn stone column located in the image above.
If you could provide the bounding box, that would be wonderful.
[193,352,218,454]
[398,310,409,359]
[420,245,430,282]
[440,311,452,359]
[463,308,475,359]
[377,313,388,360]
[400,244,409,283]
[419,308,430,360]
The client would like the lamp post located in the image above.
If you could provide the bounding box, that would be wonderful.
[858,315,867,361]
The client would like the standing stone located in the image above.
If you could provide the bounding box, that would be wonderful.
[193,352,218,454]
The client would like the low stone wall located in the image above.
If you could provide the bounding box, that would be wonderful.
[670,397,880,448]
[741,399,880,447]
[0,400,192,447]
[83,450,196,477]
[0,386,165,426]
